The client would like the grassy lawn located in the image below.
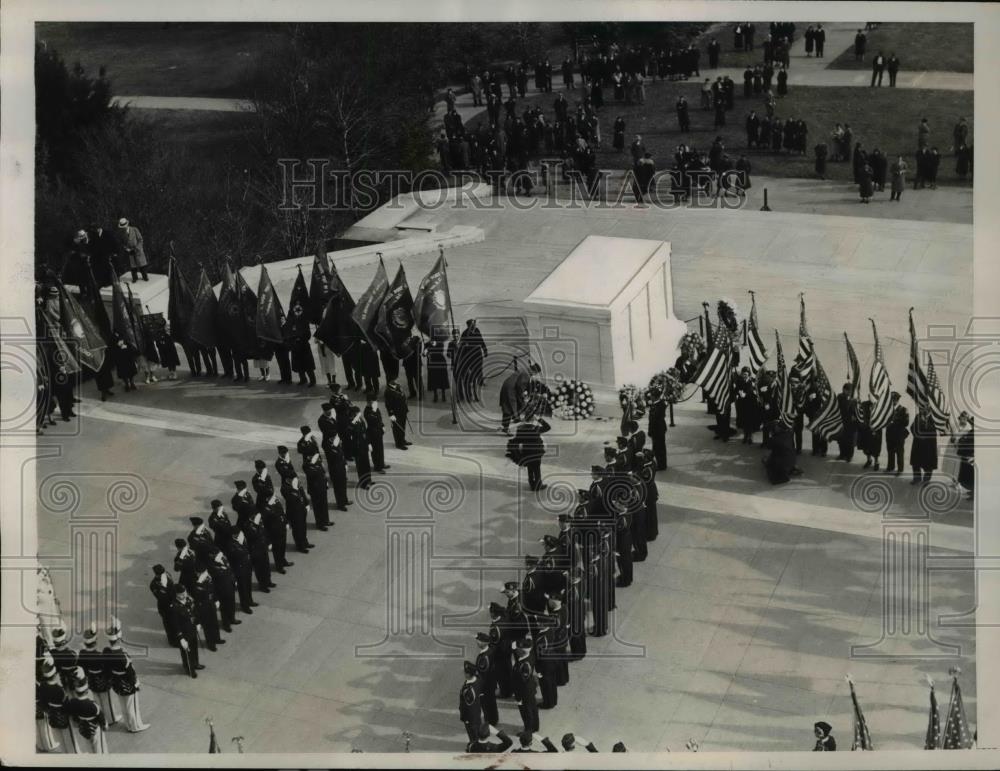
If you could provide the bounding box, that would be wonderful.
[130,108,257,165]
[827,23,973,73]
[36,22,284,97]
[692,21,801,69]
[465,80,973,186]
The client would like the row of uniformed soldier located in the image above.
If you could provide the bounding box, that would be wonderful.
[36,619,148,753]
[459,421,660,750]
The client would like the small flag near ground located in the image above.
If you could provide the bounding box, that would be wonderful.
[847,675,874,750]
[746,290,768,375]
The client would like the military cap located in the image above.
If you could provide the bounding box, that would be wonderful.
[210,499,222,509]
[612,741,627,752]
[463,660,477,676]
[561,733,576,750]
[557,513,573,524]
[174,538,187,549]
[190,516,204,527]
[300,425,311,435]
[234,480,247,490]
[525,554,539,568]
[488,601,505,616]
[254,459,266,470]
[276,445,288,454]
[542,534,559,550]
[502,581,519,593]
[328,383,341,394]
[475,632,492,644]
[152,564,165,575]
[51,626,67,644]
[321,402,333,411]
[82,623,98,646]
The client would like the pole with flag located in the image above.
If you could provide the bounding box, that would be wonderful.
[745,290,768,376]
[55,280,107,373]
[282,265,312,343]
[846,674,874,750]
[844,332,860,399]
[255,265,285,345]
[314,261,357,357]
[350,256,390,349]
[413,246,458,424]
[907,307,952,435]
[308,247,333,325]
[773,330,795,427]
[691,321,733,417]
[808,351,844,442]
[167,256,195,347]
[206,717,221,753]
[925,356,953,434]
[868,318,893,431]
[189,267,219,350]
[925,676,941,749]
[790,293,815,383]
[941,667,974,749]
[374,264,416,360]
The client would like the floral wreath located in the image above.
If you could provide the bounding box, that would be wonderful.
[647,368,685,404]
[717,297,741,335]
[618,384,646,418]
[547,378,596,420]
[678,331,706,364]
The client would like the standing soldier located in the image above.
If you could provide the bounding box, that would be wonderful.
[149,565,179,646]
[364,392,390,473]
[910,405,938,484]
[208,499,235,552]
[512,641,540,734]
[222,530,257,615]
[169,585,203,677]
[275,445,298,483]
[647,386,668,470]
[251,460,274,507]
[66,677,109,753]
[77,624,114,726]
[260,491,293,572]
[320,407,351,511]
[238,505,275,593]
[836,383,858,462]
[173,538,198,592]
[487,602,513,698]
[281,476,315,553]
[187,516,215,562]
[230,480,256,521]
[474,632,500,728]
[191,568,225,652]
[884,391,909,475]
[50,626,79,690]
[640,446,659,542]
[351,406,373,490]
[459,661,483,742]
[384,379,411,450]
[104,618,150,732]
[402,335,423,398]
[39,656,70,752]
[206,549,240,632]
[296,425,320,461]
[303,453,332,530]
[566,566,587,660]
[535,623,559,709]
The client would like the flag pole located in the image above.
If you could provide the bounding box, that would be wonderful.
[439,246,459,425]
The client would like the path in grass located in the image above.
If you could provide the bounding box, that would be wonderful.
[827,23,974,74]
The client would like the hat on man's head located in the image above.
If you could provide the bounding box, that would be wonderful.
[321,402,332,411]
[525,554,539,568]
[276,445,288,454]
[118,218,129,228]
[502,581,519,593]
[814,721,832,736]
[603,446,617,461]
[543,534,559,550]
[174,538,187,549]
[300,425,311,435]
[235,480,247,490]
[82,623,98,647]
[557,513,573,524]
[612,741,627,752]
[254,460,266,470]
[488,601,504,617]
[329,383,341,394]
[152,564,165,575]
[463,660,478,677]
[475,632,491,644]
[561,733,576,750]
[210,499,222,509]
[365,390,378,401]
[190,516,204,527]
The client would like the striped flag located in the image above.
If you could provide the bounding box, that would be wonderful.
[808,354,844,441]
[790,295,815,382]
[926,357,953,434]
[692,323,733,410]
[773,330,796,426]
[941,672,974,749]
[746,291,768,375]
[208,719,222,753]
[844,332,860,399]
[906,308,929,408]
[868,319,893,431]
[925,679,941,750]
[848,676,875,751]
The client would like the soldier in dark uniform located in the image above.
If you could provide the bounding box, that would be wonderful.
[238,506,275,592]
[884,391,909,474]
[473,632,500,727]
[467,723,514,753]
[647,387,668,469]
[282,476,315,553]
[487,601,513,697]
[566,567,587,660]
[187,516,215,562]
[169,585,203,677]
[251,460,274,507]
[222,530,257,614]
[639,447,659,542]
[260,491,293,570]
[78,624,114,726]
[275,445,297,483]
[303,452,332,530]
[351,406,373,489]
[836,383,858,461]
[319,409,351,510]
[626,465,647,563]
[857,400,883,470]
[208,499,235,551]
[459,661,483,742]
[512,641,540,733]
[546,596,570,686]
[104,618,149,732]
[512,731,559,752]
[173,537,198,593]
[612,495,634,588]
[206,548,240,631]
[149,564,179,646]
[535,621,559,709]
[191,568,225,651]
[910,405,938,484]
[39,656,72,751]
[588,540,609,637]
[50,626,79,690]
[357,338,381,393]
[384,379,411,450]
[66,678,109,753]
[230,480,256,521]
[364,392,389,473]
[332,388,357,462]
[296,425,320,460]
[402,335,423,399]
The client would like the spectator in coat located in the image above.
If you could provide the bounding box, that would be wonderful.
[115,218,148,282]
[910,405,938,484]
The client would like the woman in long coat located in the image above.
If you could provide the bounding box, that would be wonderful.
[890,156,907,201]
[115,218,148,282]
[859,162,874,203]
[734,367,762,444]
[425,334,450,402]
[909,406,938,484]
[612,116,626,152]
[857,400,883,469]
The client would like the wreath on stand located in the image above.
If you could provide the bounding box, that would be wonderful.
[547,378,596,420]
[618,384,647,419]
[647,368,686,404]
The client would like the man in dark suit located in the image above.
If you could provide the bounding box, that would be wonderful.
[884,391,909,474]
[274,445,297,483]
[815,24,826,57]
[836,383,858,462]
[220,530,257,614]
[281,476,314,553]
[168,585,203,676]
[511,414,551,492]
[870,52,886,87]
[148,565,179,646]
[384,379,411,450]
[303,452,332,530]
[230,480,256,521]
[364,392,389,472]
[260,491,293,571]
[251,460,274,507]
[887,53,900,86]
[511,642,540,733]
[208,499,235,551]
[459,661,483,742]
[647,387,668,469]
[473,632,500,728]
[205,549,240,632]
[466,724,514,753]
[190,568,225,652]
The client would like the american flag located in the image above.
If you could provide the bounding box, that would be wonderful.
[772,331,796,426]
[692,322,733,411]
[848,677,874,751]
[808,354,844,441]
[926,357,953,434]
[942,673,974,749]
[790,295,815,382]
[907,309,952,435]
[868,319,893,431]
[746,291,768,375]
[925,681,941,750]
[844,332,860,398]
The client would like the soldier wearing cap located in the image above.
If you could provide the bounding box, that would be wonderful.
[473,632,500,727]
[612,492,634,588]
[588,538,610,637]
[187,516,215,561]
[50,626,79,690]
[512,640,540,733]
[297,425,320,459]
[521,554,546,614]
[221,529,257,614]
[66,672,109,753]
[561,732,599,752]
[206,548,240,631]
[77,623,114,725]
[173,537,198,592]
[238,503,275,592]
[487,602,513,697]
[647,385,669,469]
[282,476,315,553]
[364,392,390,473]
[511,731,558,752]
[230,480,256,521]
[36,653,63,752]
[251,460,274,507]
[566,567,588,659]
[350,405,373,489]
[459,660,483,742]
[260,491,293,572]
[191,568,225,652]
[275,445,298,483]
[330,387,357,463]
[639,445,659,542]
[149,565,179,645]
[208,499,234,551]
[546,596,570,686]
[535,619,559,709]
[303,452,332,530]
[169,585,203,677]
[104,618,150,732]
[466,723,514,753]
